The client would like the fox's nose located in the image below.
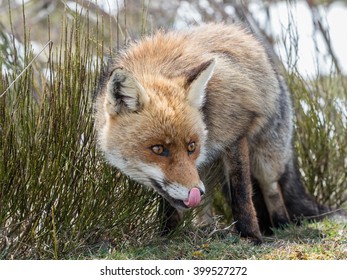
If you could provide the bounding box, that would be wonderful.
[197,187,205,196]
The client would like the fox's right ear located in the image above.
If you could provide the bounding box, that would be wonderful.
[185,59,215,109]
[105,68,149,115]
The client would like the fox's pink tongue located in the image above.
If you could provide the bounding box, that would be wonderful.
[184,187,201,208]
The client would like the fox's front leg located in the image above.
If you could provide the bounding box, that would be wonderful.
[223,137,262,244]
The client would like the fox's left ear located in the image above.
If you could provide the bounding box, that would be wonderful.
[105,68,149,115]
[185,59,215,109]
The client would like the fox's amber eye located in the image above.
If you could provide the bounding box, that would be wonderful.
[150,145,169,157]
[187,142,196,154]
[151,145,164,155]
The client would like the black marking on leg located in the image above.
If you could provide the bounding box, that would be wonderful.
[223,139,262,244]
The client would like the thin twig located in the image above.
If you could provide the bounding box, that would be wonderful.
[306,0,342,74]
[0,40,53,98]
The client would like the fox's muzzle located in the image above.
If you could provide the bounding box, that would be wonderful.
[149,178,205,210]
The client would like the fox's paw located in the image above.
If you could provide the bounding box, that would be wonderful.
[236,221,263,245]
[246,235,263,245]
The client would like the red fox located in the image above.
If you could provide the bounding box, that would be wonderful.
[94,23,344,243]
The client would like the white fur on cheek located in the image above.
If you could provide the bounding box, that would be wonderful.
[103,152,166,189]
[165,183,189,201]
[135,163,165,183]
[104,150,127,171]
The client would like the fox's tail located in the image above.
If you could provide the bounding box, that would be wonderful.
[253,157,347,234]
[280,158,328,220]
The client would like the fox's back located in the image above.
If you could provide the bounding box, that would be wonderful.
[116,24,271,81]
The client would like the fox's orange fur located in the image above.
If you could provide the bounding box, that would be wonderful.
[94,23,344,243]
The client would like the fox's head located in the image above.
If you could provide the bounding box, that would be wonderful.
[94,59,215,210]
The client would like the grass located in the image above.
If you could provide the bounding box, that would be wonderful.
[88,219,347,260]
[0,1,346,259]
